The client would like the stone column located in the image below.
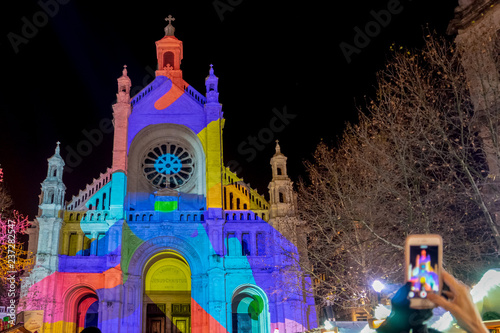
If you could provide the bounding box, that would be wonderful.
[61,231,69,255]
[77,232,84,256]
[90,232,98,256]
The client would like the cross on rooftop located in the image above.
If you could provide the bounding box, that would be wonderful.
[165,15,175,24]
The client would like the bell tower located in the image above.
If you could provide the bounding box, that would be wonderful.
[39,142,66,218]
[111,65,132,173]
[35,142,66,274]
[155,15,184,87]
[268,140,297,221]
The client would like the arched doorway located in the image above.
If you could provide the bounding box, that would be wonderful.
[143,251,191,333]
[64,286,99,333]
[232,285,269,333]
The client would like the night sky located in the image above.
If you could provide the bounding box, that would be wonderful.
[0,0,458,218]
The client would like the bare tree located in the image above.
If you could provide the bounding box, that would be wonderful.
[0,178,32,305]
[0,180,14,217]
[290,33,499,319]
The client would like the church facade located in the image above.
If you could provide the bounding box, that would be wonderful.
[19,17,316,333]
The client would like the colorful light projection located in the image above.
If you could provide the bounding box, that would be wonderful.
[19,70,316,332]
[408,248,439,299]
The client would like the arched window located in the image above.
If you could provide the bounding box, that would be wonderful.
[63,286,99,331]
[231,285,270,332]
[277,167,282,175]
[163,51,174,69]
[279,192,285,203]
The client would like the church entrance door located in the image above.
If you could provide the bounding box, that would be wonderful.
[144,251,192,333]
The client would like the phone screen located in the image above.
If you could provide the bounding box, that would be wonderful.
[407,245,440,299]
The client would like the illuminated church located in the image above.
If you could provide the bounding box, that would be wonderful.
[20,16,316,333]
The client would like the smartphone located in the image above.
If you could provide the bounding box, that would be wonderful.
[405,234,443,309]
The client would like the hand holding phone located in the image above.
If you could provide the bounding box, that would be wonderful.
[405,234,443,309]
[427,270,489,333]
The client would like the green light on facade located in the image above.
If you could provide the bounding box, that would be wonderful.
[154,201,178,212]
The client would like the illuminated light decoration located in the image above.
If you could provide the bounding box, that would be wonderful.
[0,211,33,283]
[0,243,34,277]
[372,280,385,293]
[154,200,178,212]
[19,16,317,333]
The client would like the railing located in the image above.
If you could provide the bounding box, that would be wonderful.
[130,79,206,107]
[126,210,205,222]
[66,210,111,222]
[184,84,206,105]
[223,210,267,222]
[131,81,156,106]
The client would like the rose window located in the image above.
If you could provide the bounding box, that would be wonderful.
[142,143,195,189]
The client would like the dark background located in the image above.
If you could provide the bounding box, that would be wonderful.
[0,0,458,218]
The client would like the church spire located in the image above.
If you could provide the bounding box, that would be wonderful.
[31,142,66,278]
[205,64,219,104]
[112,66,132,173]
[274,140,282,155]
[271,140,286,177]
[268,141,296,219]
[155,15,184,86]
[39,142,66,217]
[116,65,131,103]
[164,14,176,36]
